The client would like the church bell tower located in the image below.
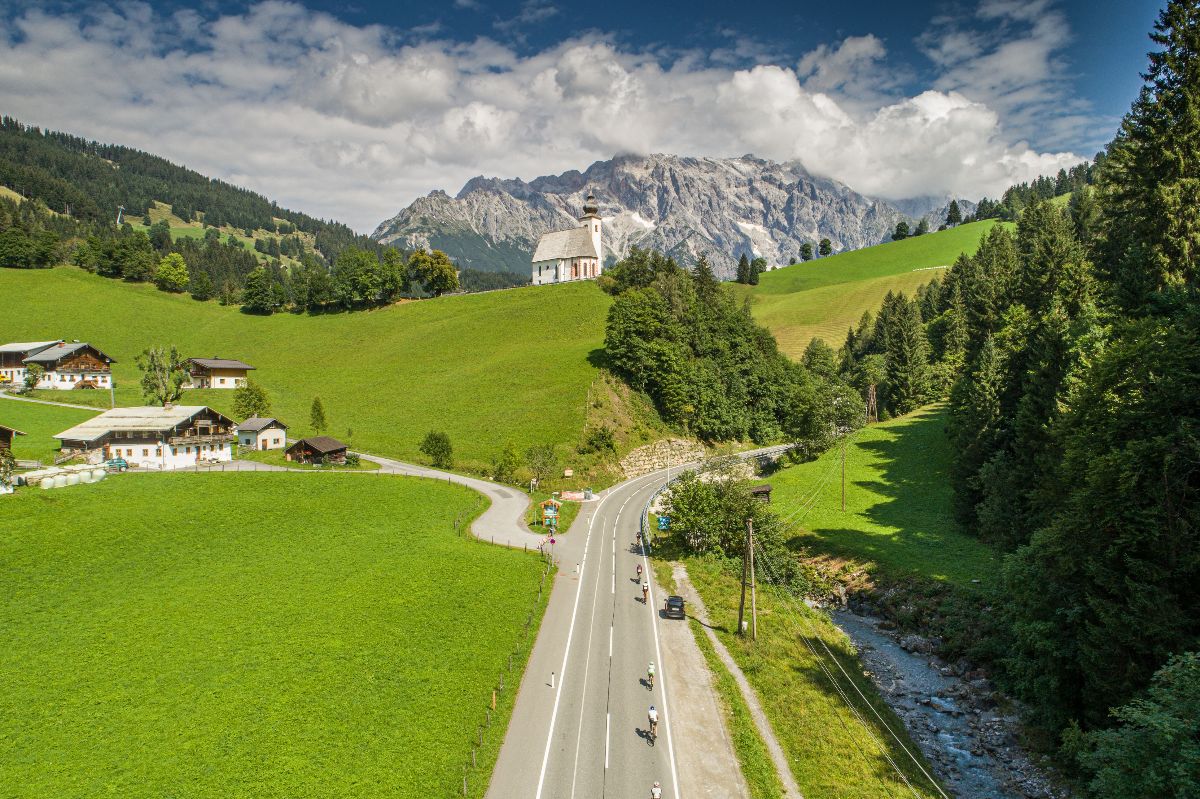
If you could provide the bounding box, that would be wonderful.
[578,191,603,263]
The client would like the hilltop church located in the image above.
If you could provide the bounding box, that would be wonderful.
[531,192,603,285]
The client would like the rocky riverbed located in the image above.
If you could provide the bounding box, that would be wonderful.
[830,608,1067,799]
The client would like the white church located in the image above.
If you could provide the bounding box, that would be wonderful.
[531,192,603,285]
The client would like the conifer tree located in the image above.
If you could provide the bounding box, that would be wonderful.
[310,396,327,433]
[1097,0,1200,313]
[892,221,909,241]
[818,238,832,256]
[882,295,929,414]
[800,242,813,261]
[736,253,751,284]
[946,200,962,226]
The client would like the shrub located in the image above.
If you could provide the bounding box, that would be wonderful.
[419,431,453,469]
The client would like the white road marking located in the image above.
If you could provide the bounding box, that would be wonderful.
[605,712,611,770]
[534,492,607,799]
[641,499,682,799]
[609,625,613,657]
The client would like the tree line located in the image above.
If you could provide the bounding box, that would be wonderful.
[0,116,377,264]
[601,247,863,453]
[835,6,1199,793]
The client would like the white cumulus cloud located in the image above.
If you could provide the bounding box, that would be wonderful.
[0,2,1084,231]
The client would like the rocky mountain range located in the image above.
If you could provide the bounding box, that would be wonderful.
[372,154,973,279]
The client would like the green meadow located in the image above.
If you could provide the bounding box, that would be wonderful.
[769,404,998,588]
[0,267,611,471]
[674,559,944,799]
[0,399,98,464]
[1,472,547,799]
[738,221,1001,358]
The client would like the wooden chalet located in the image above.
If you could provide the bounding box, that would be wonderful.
[23,341,116,390]
[187,357,255,389]
[0,340,60,385]
[0,424,26,452]
[285,436,348,465]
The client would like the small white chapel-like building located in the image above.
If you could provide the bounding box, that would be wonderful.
[531,192,603,285]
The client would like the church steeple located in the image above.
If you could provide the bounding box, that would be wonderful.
[578,190,602,261]
[580,191,599,219]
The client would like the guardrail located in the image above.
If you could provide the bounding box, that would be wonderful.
[639,443,794,548]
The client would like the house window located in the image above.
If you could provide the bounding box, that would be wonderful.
[185,446,191,454]
[142,449,149,457]
[155,448,162,456]
[219,378,225,385]
[171,447,177,455]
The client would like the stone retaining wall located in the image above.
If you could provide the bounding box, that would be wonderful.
[620,438,706,479]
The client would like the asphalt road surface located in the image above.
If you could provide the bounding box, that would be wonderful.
[532,470,682,799]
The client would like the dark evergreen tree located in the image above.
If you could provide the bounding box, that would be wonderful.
[1096,0,1200,314]
[800,242,814,261]
[736,253,751,284]
[892,221,909,241]
[818,238,832,256]
[946,200,962,226]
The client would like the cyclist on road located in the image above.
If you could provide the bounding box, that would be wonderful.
[651,781,662,798]
[642,580,650,604]
[648,705,659,739]
[636,562,643,580]
[647,660,656,689]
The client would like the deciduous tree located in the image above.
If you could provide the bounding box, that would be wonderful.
[135,346,189,406]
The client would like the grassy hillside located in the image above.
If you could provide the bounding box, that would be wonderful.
[737,220,1001,358]
[769,404,998,588]
[0,267,612,471]
[1,472,546,798]
[0,399,98,465]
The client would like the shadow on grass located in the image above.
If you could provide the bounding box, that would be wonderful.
[789,406,998,586]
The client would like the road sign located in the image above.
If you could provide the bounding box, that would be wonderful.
[657,515,670,530]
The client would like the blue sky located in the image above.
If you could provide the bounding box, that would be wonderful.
[0,0,1169,229]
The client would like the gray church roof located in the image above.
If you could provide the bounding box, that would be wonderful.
[532,225,598,262]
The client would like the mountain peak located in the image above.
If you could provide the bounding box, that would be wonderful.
[373,153,908,278]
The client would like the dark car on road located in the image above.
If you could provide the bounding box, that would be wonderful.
[664,595,686,619]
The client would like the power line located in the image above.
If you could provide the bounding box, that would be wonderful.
[752,542,948,799]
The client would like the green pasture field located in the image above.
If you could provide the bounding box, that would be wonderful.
[680,557,945,799]
[736,221,1001,358]
[0,267,611,472]
[0,398,98,465]
[0,472,548,798]
[768,404,998,588]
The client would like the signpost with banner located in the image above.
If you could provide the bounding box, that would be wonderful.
[540,498,561,528]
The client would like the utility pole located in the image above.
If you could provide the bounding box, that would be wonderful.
[738,517,756,637]
[749,518,757,641]
[841,437,847,512]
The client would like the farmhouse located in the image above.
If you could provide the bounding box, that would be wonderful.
[0,340,62,385]
[237,417,287,450]
[285,436,348,465]
[531,192,604,286]
[187,357,255,389]
[54,405,236,470]
[23,341,115,390]
[0,423,25,452]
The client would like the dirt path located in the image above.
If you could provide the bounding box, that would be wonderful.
[673,564,804,799]
[656,566,750,799]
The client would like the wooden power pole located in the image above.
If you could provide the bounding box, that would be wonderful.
[749,518,757,641]
[841,438,847,512]
[737,518,756,639]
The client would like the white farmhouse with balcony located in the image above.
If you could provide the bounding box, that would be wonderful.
[54,405,236,470]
